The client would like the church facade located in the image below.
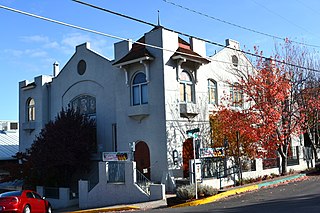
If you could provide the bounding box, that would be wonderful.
[19,26,252,184]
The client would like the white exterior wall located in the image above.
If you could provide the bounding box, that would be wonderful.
[19,75,52,151]
[18,27,262,187]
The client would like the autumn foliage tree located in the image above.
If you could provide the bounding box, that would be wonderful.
[212,56,298,175]
[210,108,260,159]
[13,108,96,188]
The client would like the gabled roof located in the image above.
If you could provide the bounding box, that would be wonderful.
[0,130,19,160]
[113,37,154,66]
[172,38,210,64]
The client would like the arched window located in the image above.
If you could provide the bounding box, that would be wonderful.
[208,79,218,105]
[132,72,148,105]
[232,55,239,67]
[179,71,194,103]
[70,95,96,118]
[27,98,35,121]
[230,83,243,107]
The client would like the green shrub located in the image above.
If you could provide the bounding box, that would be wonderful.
[198,184,218,196]
[176,184,218,199]
[176,184,196,199]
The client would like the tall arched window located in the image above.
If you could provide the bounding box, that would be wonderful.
[179,70,194,103]
[230,83,243,107]
[208,79,218,105]
[27,98,35,121]
[132,72,148,105]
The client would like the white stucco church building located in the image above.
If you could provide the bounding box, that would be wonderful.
[19,26,254,187]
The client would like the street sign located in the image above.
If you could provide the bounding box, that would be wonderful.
[186,128,200,135]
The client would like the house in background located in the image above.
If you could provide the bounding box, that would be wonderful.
[18,26,308,197]
[0,121,19,181]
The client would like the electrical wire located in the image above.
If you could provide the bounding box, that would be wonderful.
[250,0,316,37]
[72,0,320,72]
[0,4,230,67]
[163,0,320,49]
[0,3,319,72]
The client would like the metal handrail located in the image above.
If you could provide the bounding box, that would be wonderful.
[135,169,151,195]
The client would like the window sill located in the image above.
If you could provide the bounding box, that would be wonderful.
[22,121,36,131]
[127,105,150,122]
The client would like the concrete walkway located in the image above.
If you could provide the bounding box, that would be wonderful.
[58,173,307,212]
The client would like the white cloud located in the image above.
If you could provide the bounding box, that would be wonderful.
[25,49,48,58]
[20,35,50,43]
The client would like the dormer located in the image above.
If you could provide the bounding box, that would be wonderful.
[171,38,210,83]
[113,36,154,86]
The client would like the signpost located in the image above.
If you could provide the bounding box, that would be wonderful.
[186,128,200,199]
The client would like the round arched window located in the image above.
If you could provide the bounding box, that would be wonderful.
[132,72,148,105]
[179,70,194,103]
[232,55,239,67]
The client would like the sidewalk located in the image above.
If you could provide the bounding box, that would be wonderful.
[58,173,307,212]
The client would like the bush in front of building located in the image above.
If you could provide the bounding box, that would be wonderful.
[14,108,96,188]
[176,184,218,200]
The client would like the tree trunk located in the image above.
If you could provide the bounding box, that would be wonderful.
[281,155,287,175]
[278,144,288,175]
[307,128,318,160]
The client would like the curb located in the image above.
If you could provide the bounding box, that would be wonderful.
[67,205,140,213]
[257,173,305,188]
[171,173,306,208]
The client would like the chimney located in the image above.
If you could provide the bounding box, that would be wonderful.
[114,40,132,61]
[190,37,206,57]
[53,61,60,77]
[225,39,240,50]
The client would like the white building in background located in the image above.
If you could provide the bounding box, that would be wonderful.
[0,121,19,161]
[18,27,255,188]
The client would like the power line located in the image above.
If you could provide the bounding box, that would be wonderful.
[0,4,229,67]
[251,0,317,37]
[0,3,319,73]
[72,0,320,73]
[163,0,320,49]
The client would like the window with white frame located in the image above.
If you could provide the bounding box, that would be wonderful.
[27,98,35,121]
[208,79,218,105]
[230,83,243,107]
[132,72,148,105]
[179,70,194,103]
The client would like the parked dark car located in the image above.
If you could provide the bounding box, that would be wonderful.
[0,190,52,213]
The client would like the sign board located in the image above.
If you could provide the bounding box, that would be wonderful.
[189,159,202,183]
[200,147,225,158]
[102,152,129,161]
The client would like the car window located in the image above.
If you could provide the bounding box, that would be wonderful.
[26,192,34,198]
[0,191,22,197]
[33,192,42,199]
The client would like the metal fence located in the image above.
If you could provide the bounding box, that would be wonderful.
[262,158,280,170]
[135,169,151,195]
[108,162,125,183]
[201,158,226,178]
[241,159,256,172]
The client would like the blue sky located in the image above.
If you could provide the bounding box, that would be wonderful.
[1,0,320,121]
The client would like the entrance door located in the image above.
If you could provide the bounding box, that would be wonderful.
[134,141,151,179]
[183,138,194,178]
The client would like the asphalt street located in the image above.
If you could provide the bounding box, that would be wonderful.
[139,174,320,213]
